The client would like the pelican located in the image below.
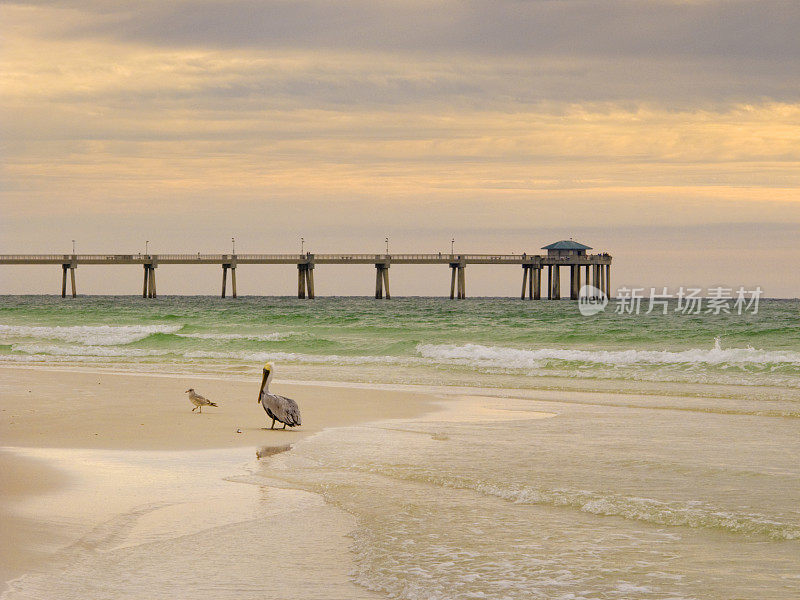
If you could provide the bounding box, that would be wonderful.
[185,388,217,413]
[257,362,301,429]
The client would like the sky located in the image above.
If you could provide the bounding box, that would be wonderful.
[1,0,798,297]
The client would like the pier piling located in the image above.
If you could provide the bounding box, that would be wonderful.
[552,266,561,299]
[306,264,315,299]
[221,264,237,298]
[297,264,306,299]
[521,264,540,300]
[570,265,579,300]
[142,264,156,298]
[375,263,390,299]
[528,267,533,300]
[149,266,157,298]
[60,261,77,298]
[450,262,465,299]
[521,266,528,300]
[297,261,315,299]
[600,264,606,297]
[221,258,238,299]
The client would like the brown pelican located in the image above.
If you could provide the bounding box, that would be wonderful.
[186,388,218,413]
[257,362,301,429]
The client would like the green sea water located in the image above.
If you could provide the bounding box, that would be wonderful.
[1,295,798,398]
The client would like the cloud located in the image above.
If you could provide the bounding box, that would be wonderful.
[37,1,798,59]
[5,0,800,106]
[1,1,798,236]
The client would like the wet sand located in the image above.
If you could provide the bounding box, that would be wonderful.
[0,366,435,594]
[0,452,70,586]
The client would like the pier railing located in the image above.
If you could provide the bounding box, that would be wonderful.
[0,253,612,265]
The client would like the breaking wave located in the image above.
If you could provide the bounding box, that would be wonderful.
[416,338,800,371]
[183,349,414,366]
[8,343,170,357]
[367,466,800,541]
[175,332,293,342]
[0,324,182,346]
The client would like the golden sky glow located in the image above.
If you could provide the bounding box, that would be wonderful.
[1,1,799,295]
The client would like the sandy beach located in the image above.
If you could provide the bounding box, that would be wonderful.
[0,366,435,596]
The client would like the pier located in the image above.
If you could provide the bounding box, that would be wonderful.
[0,241,611,299]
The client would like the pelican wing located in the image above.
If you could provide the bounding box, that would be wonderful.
[278,395,301,426]
[263,393,302,427]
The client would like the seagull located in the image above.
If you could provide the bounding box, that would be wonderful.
[257,362,301,429]
[185,388,217,413]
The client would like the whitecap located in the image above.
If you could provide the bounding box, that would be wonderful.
[175,332,293,342]
[10,343,171,357]
[0,324,182,346]
[415,340,800,370]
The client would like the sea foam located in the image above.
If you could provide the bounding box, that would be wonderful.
[0,324,181,346]
[362,465,800,541]
[9,343,171,357]
[415,340,800,369]
[175,332,293,341]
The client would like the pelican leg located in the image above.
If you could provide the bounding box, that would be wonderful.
[192,406,197,412]
[282,423,287,430]
[199,406,202,413]
[270,418,275,429]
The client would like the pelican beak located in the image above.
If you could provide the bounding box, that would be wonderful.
[258,370,268,403]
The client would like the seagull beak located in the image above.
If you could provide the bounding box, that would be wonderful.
[258,371,268,403]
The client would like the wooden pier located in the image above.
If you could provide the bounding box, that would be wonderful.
[0,241,612,299]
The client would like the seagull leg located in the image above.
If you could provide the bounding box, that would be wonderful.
[199,406,202,413]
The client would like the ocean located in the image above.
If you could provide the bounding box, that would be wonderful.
[2,296,799,598]
[1,295,798,395]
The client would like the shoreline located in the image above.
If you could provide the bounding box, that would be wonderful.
[3,363,796,423]
[4,360,797,407]
[0,366,438,594]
